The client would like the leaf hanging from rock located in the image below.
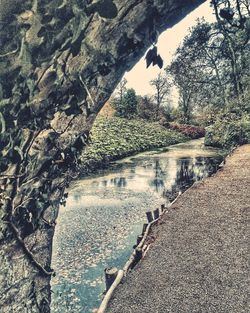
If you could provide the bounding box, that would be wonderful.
[145,46,157,68]
[156,55,163,69]
[145,46,164,69]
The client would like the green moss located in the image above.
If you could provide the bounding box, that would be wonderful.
[80,116,187,173]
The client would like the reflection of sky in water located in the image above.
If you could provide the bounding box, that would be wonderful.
[51,139,224,313]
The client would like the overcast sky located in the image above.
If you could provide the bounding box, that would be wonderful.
[123,1,216,99]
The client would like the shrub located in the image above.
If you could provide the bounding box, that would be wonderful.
[204,113,250,149]
[137,96,156,120]
[160,119,205,139]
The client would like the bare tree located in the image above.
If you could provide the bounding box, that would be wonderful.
[150,73,171,120]
[117,78,128,104]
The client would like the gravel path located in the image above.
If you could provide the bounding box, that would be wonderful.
[107,145,250,313]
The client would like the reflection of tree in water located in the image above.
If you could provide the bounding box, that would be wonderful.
[158,157,221,202]
[177,158,195,187]
[149,158,197,196]
[73,194,82,202]
[110,177,127,188]
[149,159,168,193]
[130,167,136,174]
[102,180,108,187]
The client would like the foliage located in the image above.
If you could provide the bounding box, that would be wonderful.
[137,96,155,120]
[80,116,187,173]
[204,60,250,149]
[167,0,250,123]
[123,88,138,117]
[160,104,175,122]
[137,95,174,122]
[193,109,220,127]
[169,124,205,139]
[205,111,250,148]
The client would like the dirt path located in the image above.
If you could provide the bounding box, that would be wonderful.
[107,145,250,313]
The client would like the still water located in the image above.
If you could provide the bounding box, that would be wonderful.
[51,138,224,313]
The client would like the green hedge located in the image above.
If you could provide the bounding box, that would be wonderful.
[80,116,187,173]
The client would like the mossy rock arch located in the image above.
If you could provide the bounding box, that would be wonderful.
[0,1,205,312]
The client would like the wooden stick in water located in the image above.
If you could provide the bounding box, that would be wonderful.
[146,211,153,223]
[104,267,118,291]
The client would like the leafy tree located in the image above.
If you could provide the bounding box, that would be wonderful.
[167,3,250,123]
[211,0,250,99]
[113,88,138,118]
[122,88,138,117]
[160,105,175,122]
[167,52,198,123]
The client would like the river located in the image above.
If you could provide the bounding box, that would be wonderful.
[51,138,224,313]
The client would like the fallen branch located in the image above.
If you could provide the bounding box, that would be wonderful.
[97,270,124,313]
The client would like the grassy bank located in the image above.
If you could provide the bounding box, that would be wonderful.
[80,116,187,173]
